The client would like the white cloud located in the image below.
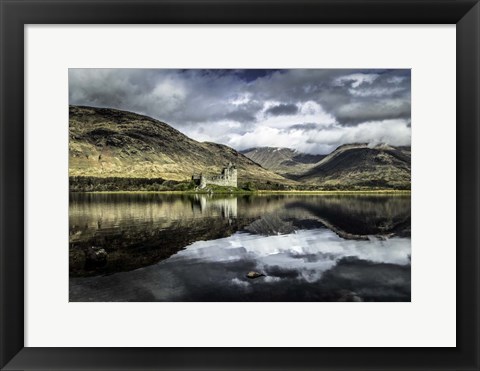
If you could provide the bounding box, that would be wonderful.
[348,86,404,97]
[387,76,406,84]
[229,93,253,106]
[334,73,380,88]
[226,119,411,154]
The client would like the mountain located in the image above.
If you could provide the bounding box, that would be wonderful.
[298,143,411,189]
[240,147,326,177]
[69,106,411,190]
[241,144,410,190]
[69,106,293,186]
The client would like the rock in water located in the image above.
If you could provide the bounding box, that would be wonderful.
[246,271,265,279]
[84,246,108,269]
[94,248,108,261]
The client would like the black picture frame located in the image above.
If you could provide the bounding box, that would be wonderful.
[1,1,479,370]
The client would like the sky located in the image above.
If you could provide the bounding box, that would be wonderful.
[69,69,411,155]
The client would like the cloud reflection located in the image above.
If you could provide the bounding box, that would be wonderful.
[70,228,410,302]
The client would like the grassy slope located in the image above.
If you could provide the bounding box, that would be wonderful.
[69,106,296,186]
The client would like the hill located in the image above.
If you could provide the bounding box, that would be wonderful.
[69,106,294,187]
[298,144,411,189]
[240,147,326,177]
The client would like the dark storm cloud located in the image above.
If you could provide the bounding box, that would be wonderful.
[334,99,411,125]
[251,69,411,125]
[265,103,299,116]
[288,123,321,131]
[69,69,266,127]
[329,70,411,125]
[225,110,257,123]
[225,100,264,123]
[233,69,281,82]
[69,68,411,153]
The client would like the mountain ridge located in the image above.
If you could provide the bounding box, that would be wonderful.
[299,143,411,189]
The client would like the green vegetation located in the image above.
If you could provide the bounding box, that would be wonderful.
[70,176,410,194]
[70,176,186,192]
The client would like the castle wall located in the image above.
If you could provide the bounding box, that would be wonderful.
[194,164,237,189]
[203,176,236,188]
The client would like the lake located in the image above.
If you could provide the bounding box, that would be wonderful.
[69,193,411,302]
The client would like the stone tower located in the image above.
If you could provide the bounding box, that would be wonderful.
[226,162,237,186]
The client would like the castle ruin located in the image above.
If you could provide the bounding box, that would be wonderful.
[192,163,237,189]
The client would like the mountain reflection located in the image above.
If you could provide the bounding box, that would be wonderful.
[69,193,410,302]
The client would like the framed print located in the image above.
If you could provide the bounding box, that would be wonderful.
[1,0,479,370]
[67,68,413,304]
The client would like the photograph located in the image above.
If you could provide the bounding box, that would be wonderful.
[68,68,411,302]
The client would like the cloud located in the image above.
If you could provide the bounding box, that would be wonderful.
[265,103,299,116]
[225,100,263,123]
[288,123,319,131]
[227,119,411,154]
[69,68,411,154]
[334,73,380,88]
[334,99,411,124]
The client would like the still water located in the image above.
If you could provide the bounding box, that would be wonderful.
[69,193,411,302]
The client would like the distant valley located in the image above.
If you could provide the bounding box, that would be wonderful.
[240,147,326,177]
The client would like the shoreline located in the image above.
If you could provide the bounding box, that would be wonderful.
[71,189,411,195]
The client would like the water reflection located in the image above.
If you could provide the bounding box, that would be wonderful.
[195,194,238,218]
[69,193,411,302]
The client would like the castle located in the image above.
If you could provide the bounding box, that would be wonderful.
[192,163,237,189]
